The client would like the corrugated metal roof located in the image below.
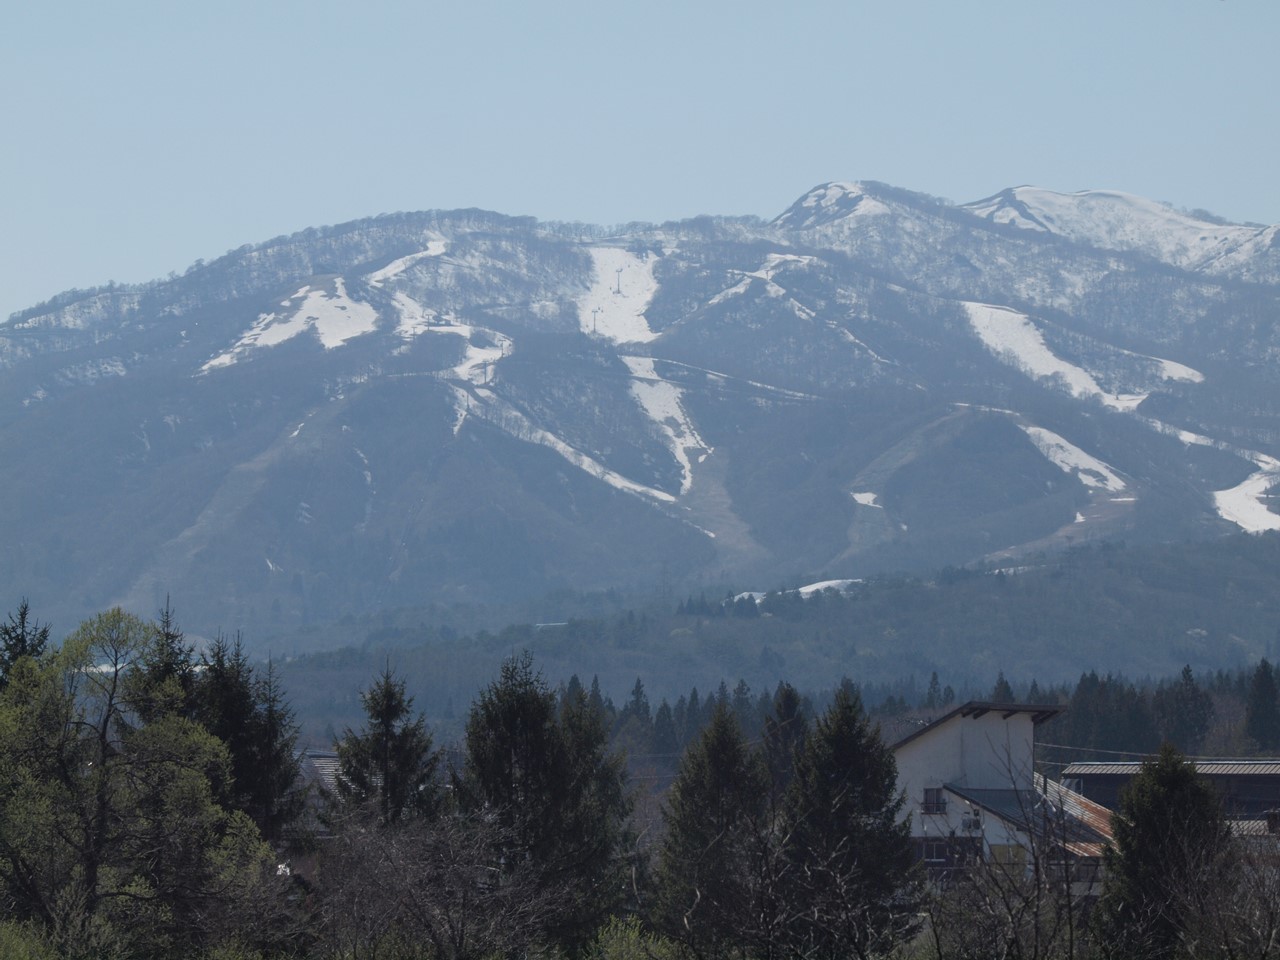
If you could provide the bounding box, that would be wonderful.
[946,779,1113,859]
[1064,760,1280,776]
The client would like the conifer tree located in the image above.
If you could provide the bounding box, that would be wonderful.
[1245,659,1280,751]
[783,686,919,958]
[991,670,1015,703]
[336,665,440,824]
[0,598,49,691]
[1096,745,1230,960]
[461,652,629,950]
[654,701,766,957]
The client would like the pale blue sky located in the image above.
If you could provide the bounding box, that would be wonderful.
[2,0,1276,321]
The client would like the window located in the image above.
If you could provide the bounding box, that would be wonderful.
[922,787,946,814]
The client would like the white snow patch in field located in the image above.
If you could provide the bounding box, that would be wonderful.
[204,279,378,370]
[621,356,712,495]
[1020,425,1127,492]
[577,246,659,342]
[965,302,1146,410]
[365,239,447,287]
[851,491,881,507]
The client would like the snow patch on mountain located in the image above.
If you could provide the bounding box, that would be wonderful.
[1020,425,1127,493]
[203,279,378,370]
[851,491,881,507]
[1214,453,1280,533]
[773,182,890,229]
[419,321,509,385]
[963,187,1276,274]
[621,356,711,495]
[365,239,448,286]
[577,246,659,342]
[965,302,1146,410]
[459,384,676,503]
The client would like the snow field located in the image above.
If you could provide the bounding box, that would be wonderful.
[621,356,712,495]
[577,246,659,342]
[203,279,378,371]
[1019,425,1127,493]
[965,302,1146,411]
[365,239,448,287]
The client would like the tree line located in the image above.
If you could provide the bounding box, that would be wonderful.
[6,601,1280,958]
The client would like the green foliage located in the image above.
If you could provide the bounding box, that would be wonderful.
[0,921,56,960]
[654,701,766,957]
[783,686,920,959]
[1245,658,1280,751]
[0,599,49,692]
[1096,744,1231,960]
[0,609,286,958]
[460,652,631,951]
[336,665,441,824]
[585,916,680,960]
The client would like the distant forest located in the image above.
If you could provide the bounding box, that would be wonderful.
[274,531,1280,742]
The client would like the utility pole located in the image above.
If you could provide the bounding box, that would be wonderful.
[615,267,623,295]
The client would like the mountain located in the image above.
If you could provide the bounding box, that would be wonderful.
[2,183,1278,644]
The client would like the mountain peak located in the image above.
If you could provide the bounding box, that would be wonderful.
[962,186,1277,273]
[773,181,887,229]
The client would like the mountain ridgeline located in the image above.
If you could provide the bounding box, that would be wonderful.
[2,182,1278,640]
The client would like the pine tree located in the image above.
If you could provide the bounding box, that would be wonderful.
[461,652,629,950]
[336,665,440,824]
[0,598,49,691]
[1245,659,1280,751]
[1097,745,1230,960]
[654,701,766,957]
[763,681,808,802]
[924,671,942,709]
[783,686,919,958]
[652,700,678,757]
[991,670,1015,703]
[1155,665,1214,753]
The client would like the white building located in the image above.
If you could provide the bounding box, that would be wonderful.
[891,701,1111,889]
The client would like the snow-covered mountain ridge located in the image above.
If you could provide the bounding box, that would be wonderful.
[0,181,1277,638]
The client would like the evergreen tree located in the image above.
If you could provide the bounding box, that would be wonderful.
[461,652,629,950]
[991,670,1015,703]
[731,678,755,734]
[654,701,766,958]
[336,665,440,824]
[194,632,259,810]
[1096,744,1230,960]
[783,686,920,958]
[763,681,808,802]
[0,610,281,956]
[924,671,942,709]
[252,659,304,843]
[0,598,49,691]
[131,598,196,724]
[1245,659,1280,751]
[652,699,678,757]
[1154,665,1214,753]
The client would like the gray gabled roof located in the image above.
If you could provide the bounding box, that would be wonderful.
[892,701,1065,751]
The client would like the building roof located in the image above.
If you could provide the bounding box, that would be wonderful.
[1064,760,1280,777]
[892,701,1066,751]
[946,777,1113,858]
